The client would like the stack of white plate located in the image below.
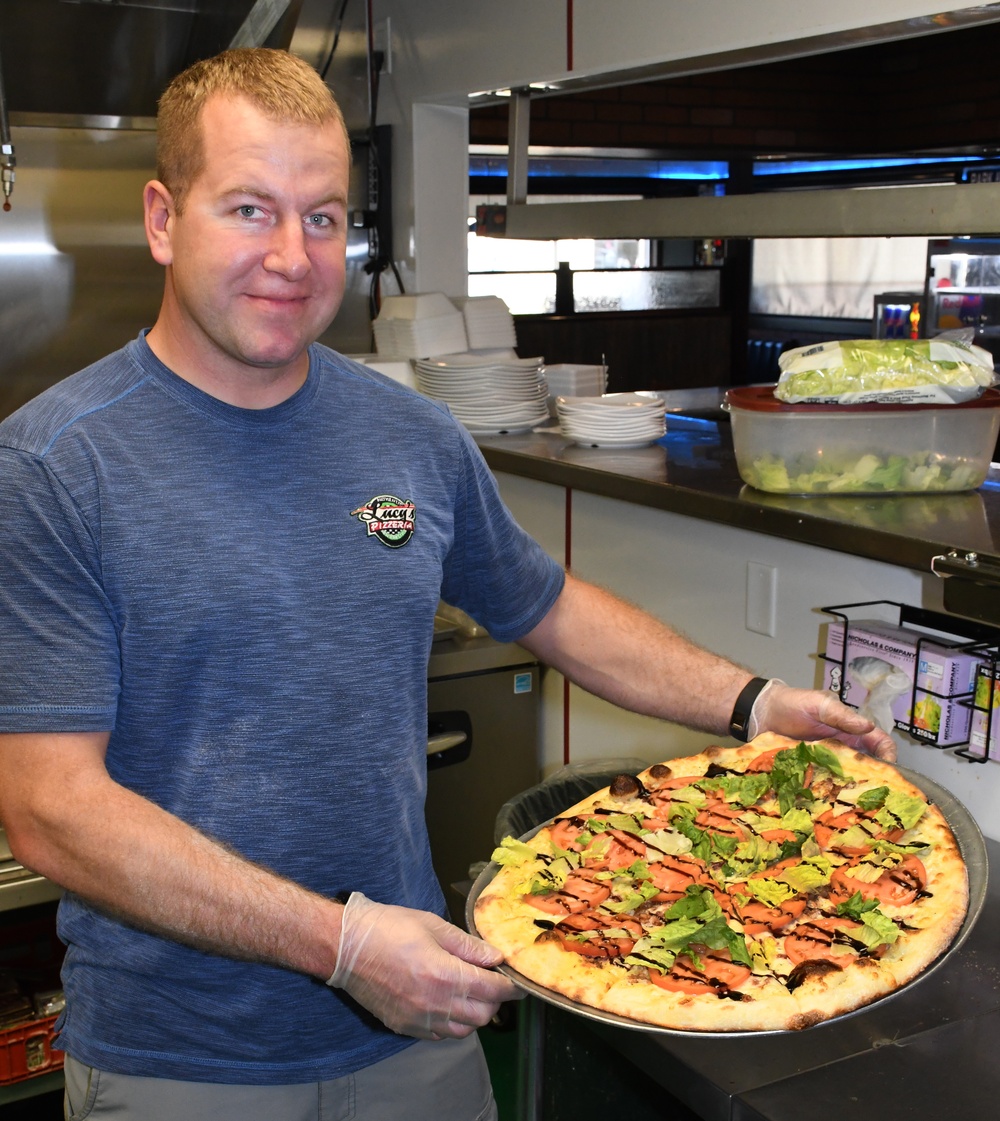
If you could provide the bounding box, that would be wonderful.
[453,296,518,350]
[414,352,549,434]
[556,392,667,448]
[373,293,468,358]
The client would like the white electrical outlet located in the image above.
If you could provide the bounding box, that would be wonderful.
[746,562,777,636]
[373,17,392,73]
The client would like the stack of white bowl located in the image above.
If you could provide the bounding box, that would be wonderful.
[373,293,468,358]
[543,363,607,399]
[543,363,607,415]
[351,354,417,389]
[452,296,518,351]
[414,352,549,435]
[556,392,667,448]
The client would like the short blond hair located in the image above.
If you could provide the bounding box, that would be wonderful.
[157,47,348,212]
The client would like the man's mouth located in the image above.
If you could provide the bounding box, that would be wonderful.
[247,292,309,303]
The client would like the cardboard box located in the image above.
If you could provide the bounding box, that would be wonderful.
[823,618,983,744]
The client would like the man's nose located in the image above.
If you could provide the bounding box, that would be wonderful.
[264,219,310,280]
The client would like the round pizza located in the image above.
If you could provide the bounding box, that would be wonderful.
[473,732,969,1032]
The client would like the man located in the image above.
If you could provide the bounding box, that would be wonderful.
[0,48,893,1121]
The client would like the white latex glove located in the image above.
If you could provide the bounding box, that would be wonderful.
[327,892,521,1040]
[748,678,897,762]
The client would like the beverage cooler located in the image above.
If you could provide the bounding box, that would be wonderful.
[873,291,922,339]
[922,237,1000,363]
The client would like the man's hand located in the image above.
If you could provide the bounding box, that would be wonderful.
[748,679,897,762]
[327,893,520,1039]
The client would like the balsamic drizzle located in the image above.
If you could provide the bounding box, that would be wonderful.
[515,753,937,1007]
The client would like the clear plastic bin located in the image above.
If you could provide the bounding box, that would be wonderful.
[725,385,1000,495]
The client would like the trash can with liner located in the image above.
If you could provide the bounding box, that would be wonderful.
[471,758,701,1121]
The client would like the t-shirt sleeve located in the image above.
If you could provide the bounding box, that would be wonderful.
[439,425,564,642]
[0,449,120,732]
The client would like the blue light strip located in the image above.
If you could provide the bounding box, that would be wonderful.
[469,153,991,183]
[469,156,729,180]
[753,155,980,176]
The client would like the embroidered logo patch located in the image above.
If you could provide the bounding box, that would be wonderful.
[350,495,416,548]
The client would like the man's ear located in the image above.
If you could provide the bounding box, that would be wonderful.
[144,180,175,266]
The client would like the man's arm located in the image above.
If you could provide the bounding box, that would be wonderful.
[0,731,518,1038]
[518,572,753,732]
[518,573,896,760]
[0,730,344,976]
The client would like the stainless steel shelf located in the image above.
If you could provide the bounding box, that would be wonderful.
[492,182,1000,241]
[0,828,61,913]
[0,872,61,914]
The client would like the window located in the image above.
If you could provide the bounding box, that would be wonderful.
[468,199,719,315]
[467,220,653,314]
[750,237,928,320]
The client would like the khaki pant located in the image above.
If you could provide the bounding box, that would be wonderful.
[63,1034,497,1121]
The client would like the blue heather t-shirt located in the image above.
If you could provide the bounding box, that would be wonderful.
[0,334,564,1084]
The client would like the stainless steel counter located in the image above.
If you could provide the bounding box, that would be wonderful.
[428,630,536,680]
[573,835,999,1121]
[476,418,1000,577]
[477,411,1000,1117]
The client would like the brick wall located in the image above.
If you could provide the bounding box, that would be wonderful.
[470,23,1000,157]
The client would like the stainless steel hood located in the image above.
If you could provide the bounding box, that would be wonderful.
[0,0,304,126]
[0,0,378,422]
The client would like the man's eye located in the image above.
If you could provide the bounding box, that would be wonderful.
[238,205,260,218]
[307,213,332,227]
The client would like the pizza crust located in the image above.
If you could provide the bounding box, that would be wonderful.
[474,733,970,1033]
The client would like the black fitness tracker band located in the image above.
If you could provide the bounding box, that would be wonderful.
[728,676,769,741]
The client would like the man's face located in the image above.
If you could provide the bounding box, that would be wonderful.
[150,94,350,389]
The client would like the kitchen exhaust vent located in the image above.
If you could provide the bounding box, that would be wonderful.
[0,0,303,124]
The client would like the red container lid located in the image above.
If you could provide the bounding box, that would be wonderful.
[725,385,1000,414]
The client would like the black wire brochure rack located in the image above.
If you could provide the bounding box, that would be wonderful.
[820,600,1000,763]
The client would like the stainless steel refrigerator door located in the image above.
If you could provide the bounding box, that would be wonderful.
[425,664,540,924]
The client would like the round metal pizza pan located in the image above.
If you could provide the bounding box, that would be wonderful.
[465,761,987,1037]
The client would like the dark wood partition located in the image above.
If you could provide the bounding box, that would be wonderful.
[513,310,732,393]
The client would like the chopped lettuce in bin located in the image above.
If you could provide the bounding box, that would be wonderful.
[745,452,982,494]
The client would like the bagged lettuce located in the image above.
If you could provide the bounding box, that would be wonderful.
[775,330,996,405]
